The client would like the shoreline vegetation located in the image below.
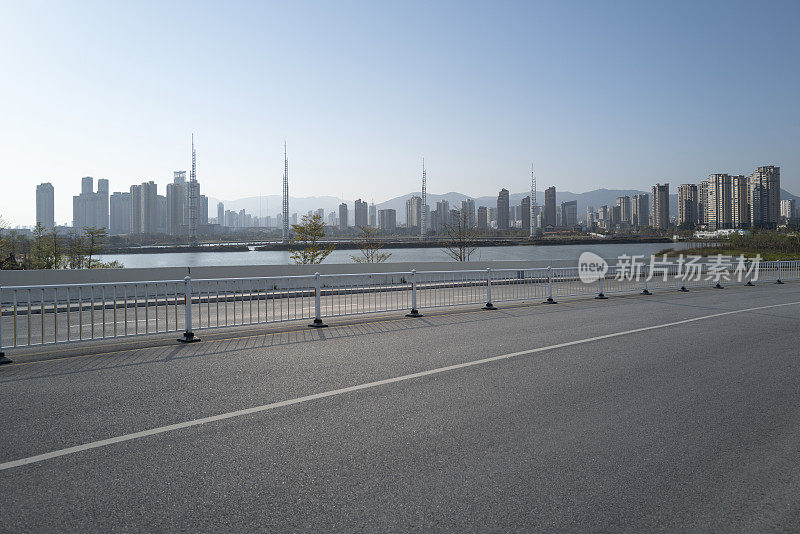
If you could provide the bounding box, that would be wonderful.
[102,236,675,255]
[656,232,800,261]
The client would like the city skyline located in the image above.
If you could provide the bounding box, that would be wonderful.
[2,1,799,226]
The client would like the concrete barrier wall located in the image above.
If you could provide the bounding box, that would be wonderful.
[0,259,584,287]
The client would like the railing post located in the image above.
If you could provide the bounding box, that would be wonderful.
[0,286,12,364]
[482,267,497,310]
[776,261,784,284]
[406,269,423,317]
[178,276,199,342]
[745,260,755,286]
[595,273,608,299]
[544,266,557,304]
[641,268,651,295]
[309,272,328,327]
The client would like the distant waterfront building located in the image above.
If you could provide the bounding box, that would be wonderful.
[432,199,449,232]
[496,189,510,230]
[36,182,55,231]
[651,183,670,230]
[780,199,796,221]
[157,194,167,234]
[198,195,208,225]
[378,208,396,232]
[354,198,368,228]
[521,196,531,231]
[560,200,578,227]
[707,174,732,230]
[217,203,225,228]
[140,181,158,234]
[405,196,422,228]
[632,194,649,228]
[749,166,780,229]
[677,184,698,227]
[698,180,710,227]
[543,186,556,227]
[368,203,376,227]
[731,175,749,229]
[338,203,348,230]
[616,196,631,225]
[109,192,130,235]
[477,206,488,230]
[72,176,109,231]
[461,199,476,228]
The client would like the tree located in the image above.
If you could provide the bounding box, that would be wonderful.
[83,226,108,268]
[289,214,334,264]
[350,226,391,263]
[442,210,479,261]
[67,234,86,269]
[30,223,52,269]
[50,228,62,269]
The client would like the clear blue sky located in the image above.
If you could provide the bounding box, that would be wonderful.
[1,0,798,226]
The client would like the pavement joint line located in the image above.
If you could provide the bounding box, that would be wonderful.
[2,298,798,472]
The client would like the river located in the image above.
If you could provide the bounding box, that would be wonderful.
[98,242,697,268]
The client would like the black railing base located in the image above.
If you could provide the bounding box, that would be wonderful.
[679,286,689,292]
[543,297,557,304]
[178,332,200,343]
[0,353,12,365]
[745,281,755,286]
[714,283,724,289]
[405,309,423,318]
[308,318,329,328]
[482,303,497,310]
[776,279,784,284]
[595,293,608,300]
[641,289,652,295]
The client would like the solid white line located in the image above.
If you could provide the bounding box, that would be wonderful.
[2,299,799,472]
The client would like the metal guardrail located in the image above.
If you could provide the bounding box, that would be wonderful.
[1,260,798,361]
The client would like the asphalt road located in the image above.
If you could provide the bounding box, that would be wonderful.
[1,283,800,532]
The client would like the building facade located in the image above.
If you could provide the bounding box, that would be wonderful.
[36,182,55,231]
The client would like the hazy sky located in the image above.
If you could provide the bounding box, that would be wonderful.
[1,0,798,226]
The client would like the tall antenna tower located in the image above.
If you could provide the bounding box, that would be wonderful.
[530,163,537,238]
[421,158,427,239]
[282,141,289,243]
[188,133,198,246]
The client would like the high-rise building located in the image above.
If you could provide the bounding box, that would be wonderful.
[560,200,577,227]
[543,186,556,227]
[140,181,158,234]
[36,182,55,231]
[677,184,698,227]
[354,198,368,228]
[378,209,396,232]
[338,203,348,230]
[432,199,449,232]
[615,196,631,225]
[129,185,141,234]
[166,183,183,235]
[157,194,167,234]
[731,175,749,229]
[632,194,649,228]
[521,196,531,231]
[698,180,710,227]
[707,174,732,230]
[749,166,780,229]
[198,195,208,226]
[110,192,130,235]
[368,203,376,227]
[496,189,510,230]
[72,176,109,231]
[217,203,225,228]
[477,206,488,230]
[405,196,422,228]
[461,199,476,228]
[651,183,670,229]
[780,199,796,221]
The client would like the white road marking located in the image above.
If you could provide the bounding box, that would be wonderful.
[2,299,799,472]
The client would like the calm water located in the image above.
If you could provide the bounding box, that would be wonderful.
[99,242,695,268]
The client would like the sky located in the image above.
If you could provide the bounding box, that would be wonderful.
[1,0,798,226]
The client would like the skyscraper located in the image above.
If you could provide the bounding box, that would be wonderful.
[36,182,54,231]
[560,200,577,227]
[339,203,348,230]
[378,209,396,232]
[129,185,142,234]
[217,202,225,227]
[496,188,509,230]
[96,178,109,230]
[166,183,183,235]
[405,196,422,228]
[616,196,631,225]
[677,184,698,227]
[707,174,732,230]
[477,206,488,229]
[461,199,476,228]
[72,176,109,231]
[780,199,796,220]
[368,202,376,227]
[544,186,556,227]
[140,181,158,234]
[731,175,749,228]
[354,198,368,228]
[749,166,780,229]
[698,180,709,227]
[651,183,670,229]
[521,196,531,231]
[110,192,130,235]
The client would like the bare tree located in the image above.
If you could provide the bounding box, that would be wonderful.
[351,226,391,263]
[442,210,479,261]
[83,227,108,269]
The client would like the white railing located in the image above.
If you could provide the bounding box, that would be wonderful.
[1,260,799,359]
